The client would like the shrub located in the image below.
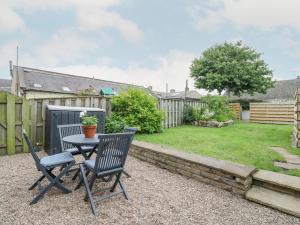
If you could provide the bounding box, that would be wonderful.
[111,88,164,134]
[183,106,198,123]
[201,95,235,122]
[105,114,127,133]
[184,96,235,123]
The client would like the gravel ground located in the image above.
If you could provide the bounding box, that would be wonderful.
[1,152,300,225]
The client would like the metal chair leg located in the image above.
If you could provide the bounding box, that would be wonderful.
[30,163,73,205]
[80,165,97,216]
[122,170,131,178]
[118,179,128,200]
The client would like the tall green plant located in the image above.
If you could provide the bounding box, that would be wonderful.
[111,88,164,133]
[190,41,274,97]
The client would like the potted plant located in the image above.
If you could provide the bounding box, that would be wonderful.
[80,111,99,138]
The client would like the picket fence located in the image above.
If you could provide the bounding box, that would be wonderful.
[158,99,206,128]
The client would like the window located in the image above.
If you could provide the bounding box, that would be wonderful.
[33,83,42,88]
[62,86,71,92]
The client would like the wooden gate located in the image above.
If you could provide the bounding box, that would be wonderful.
[0,92,30,155]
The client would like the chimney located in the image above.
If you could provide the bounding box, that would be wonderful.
[9,60,13,77]
[170,89,176,93]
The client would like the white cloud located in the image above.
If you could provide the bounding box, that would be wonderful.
[0,41,19,69]
[0,1,25,33]
[77,8,142,43]
[33,29,97,65]
[0,0,142,42]
[44,50,196,92]
[194,0,300,31]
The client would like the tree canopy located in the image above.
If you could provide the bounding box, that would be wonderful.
[190,41,274,97]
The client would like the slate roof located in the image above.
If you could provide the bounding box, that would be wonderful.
[0,79,11,93]
[154,90,201,100]
[229,78,300,101]
[15,66,155,96]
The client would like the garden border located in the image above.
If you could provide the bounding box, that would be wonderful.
[130,140,256,196]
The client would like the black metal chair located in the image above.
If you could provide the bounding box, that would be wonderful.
[58,124,98,180]
[58,124,96,156]
[76,132,134,215]
[22,129,75,205]
[122,127,137,178]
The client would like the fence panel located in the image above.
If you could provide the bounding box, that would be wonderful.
[229,103,241,120]
[0,92,111,155]
[158,99,206,128]
[250,103,294,124]
[293,89,300,147]
[0,91,30,155]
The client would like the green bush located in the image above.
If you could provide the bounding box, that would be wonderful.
[202,95,235,122]
[184,96,235,123]
[110,88,164,134]
[183,106,198,123]
[105,114,127,133]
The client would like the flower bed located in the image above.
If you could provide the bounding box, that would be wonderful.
[193,119,234,128]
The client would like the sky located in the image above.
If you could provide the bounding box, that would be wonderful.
[0,0,300,92]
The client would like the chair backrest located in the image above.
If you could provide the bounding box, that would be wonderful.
[58,124,83,151]
[123,127,137,142]
[22,129,42,170]
[95,133,134,173]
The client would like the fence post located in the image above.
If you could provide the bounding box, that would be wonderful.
[30,99,37,145]
[22,99,30,152]
[6,94,15,155]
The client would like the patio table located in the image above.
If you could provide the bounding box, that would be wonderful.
[62,134,102,160]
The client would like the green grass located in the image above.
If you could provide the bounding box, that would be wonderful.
[136,122,300,176]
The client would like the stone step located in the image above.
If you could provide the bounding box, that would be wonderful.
[246,186,300,217]
[253,170,300,194]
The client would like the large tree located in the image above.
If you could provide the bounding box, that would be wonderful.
[190,41,274,97]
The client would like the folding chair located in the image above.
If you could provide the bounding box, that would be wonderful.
[58,124,97,180]
[122,127,137,178]
[75,132,134,215]
[22,129,75,205]
[58,124,96,156]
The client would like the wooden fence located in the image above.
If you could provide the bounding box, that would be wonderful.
[0,91,110,155]
[158,99,206,128]
[0,92,30,155]
[294,89,300,147]
[229,103,241,120]
[250,103,294,124]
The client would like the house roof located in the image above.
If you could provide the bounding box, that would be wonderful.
[0,79,11,93]
[154,90,201,100]
[15,66,155,96]
[228,78,300,101]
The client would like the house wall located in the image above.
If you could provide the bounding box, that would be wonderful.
[24,91,75,99]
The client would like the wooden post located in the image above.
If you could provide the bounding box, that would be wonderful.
[6,94,15,155]
[22,99,30,152]
[30,99,37,145]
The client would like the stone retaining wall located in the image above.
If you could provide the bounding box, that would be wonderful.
[130,141,256,196]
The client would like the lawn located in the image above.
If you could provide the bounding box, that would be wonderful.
[136,122,300,176]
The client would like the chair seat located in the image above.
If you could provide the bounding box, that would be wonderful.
[65,146,94,155]
[84,158,122,172]
[41,152,75,168]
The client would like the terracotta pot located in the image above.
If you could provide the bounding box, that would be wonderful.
[82,125,97,138]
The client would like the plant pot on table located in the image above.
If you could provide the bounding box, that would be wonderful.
[83,125,97,138]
